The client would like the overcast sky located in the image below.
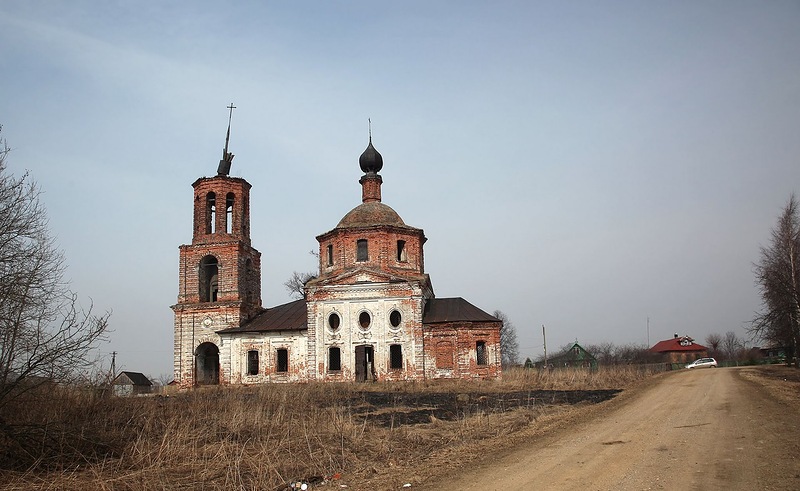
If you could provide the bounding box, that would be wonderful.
[1,1,798,378]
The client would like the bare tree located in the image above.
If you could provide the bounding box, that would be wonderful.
[751,194,800,366]
[616,343,655,364]
[0,127,110,432]
[593,342,616,365]
[583,342,653,365]
[721,331,744,361]
[152,373,174,387]
[493,310,520,367]
[283,271,317,299]
[705,333,722,359]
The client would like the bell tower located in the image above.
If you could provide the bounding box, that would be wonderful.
[172,104,263,387]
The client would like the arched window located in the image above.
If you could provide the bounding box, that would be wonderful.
[476,341,487,366]
[276,349,289,373]
[205,192,216,234]
[356,239,368,262]
[226,192,235,234]
[247,350,259,376]
[390,345,403,369]
[199,255,219,302]
[396,240,407,262]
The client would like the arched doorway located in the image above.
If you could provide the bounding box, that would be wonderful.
[195,342,220,385]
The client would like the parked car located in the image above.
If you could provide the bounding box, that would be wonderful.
[685,357,717,369]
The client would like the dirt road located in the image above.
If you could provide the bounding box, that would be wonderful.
[429,367,800,490]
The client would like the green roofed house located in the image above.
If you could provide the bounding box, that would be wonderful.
[545,342,598,370]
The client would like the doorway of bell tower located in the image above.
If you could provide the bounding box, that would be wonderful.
[195,342,220,385]
[355,345,376,382]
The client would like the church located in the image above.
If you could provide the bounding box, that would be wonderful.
[171,125,502,386]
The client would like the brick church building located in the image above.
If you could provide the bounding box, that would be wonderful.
[172,131,502,386]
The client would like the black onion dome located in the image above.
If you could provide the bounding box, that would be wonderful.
[359,139,383,173]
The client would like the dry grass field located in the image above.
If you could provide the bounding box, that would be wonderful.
[0,365,665,490]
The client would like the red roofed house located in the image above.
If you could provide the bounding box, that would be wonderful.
[171,130,502,387]
[649,334,709,364]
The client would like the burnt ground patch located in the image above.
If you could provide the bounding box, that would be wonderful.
[343,389,621,427]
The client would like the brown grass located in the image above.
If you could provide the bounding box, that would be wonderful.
[0,365,664,490]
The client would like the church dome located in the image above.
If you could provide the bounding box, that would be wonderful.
[359,139,383,174]
[336,201,407,229]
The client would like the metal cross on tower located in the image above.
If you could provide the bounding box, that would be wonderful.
[217,103,236,176]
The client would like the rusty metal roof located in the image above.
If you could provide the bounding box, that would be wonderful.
[423,297,500,324]
[219,299,307,333]
[336,201,410,229]
[649,337,708,353]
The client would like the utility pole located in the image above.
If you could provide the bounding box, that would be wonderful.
[647,316,650,347]
[111,351,117,378]
[542,324,548,368]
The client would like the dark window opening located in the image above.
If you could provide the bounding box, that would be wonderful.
[390,344,403,369]
[476,341,487,366]
[329,347,341,371]
[276,349,289,373]
[327,244,334,266]
[226,192,235,234]
[359,311,371,329]
[356,239,368,262]
[206,192,216,234]
[247,350,259,375]
[389,310,402,328]
[397,240,407,262]
[199,256,219,303]
[328,312,340,330]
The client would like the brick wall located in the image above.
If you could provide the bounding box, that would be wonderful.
[316,225,426,279]
[191,176,252,245]
[422,322,502,379]
[221,332,309,384]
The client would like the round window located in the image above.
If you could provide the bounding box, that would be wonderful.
[359,311,371,329]
[328,312,340,330]
[389,310,402,328]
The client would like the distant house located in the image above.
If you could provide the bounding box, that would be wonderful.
[649,334,708,365]
[751,346,787,364]
[544,342,598,370]
[112,371,153,396]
